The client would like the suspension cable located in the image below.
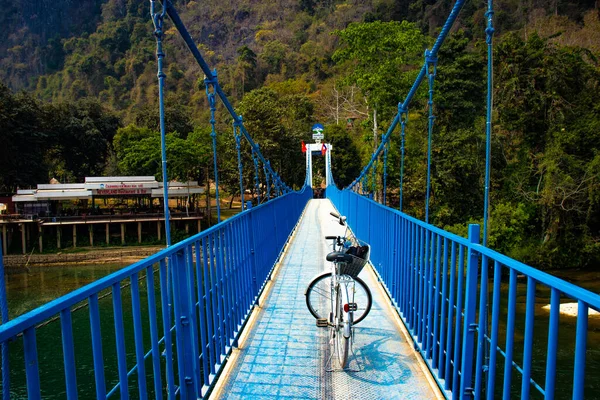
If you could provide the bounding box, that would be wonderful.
[383,138,389,206]
[233,117,245,211]
[425,50,438,224]
[205,70,221,222]
[252,145,261,204]
[263,162,270,201]
[151,0,171,246]
[399,105,408,212]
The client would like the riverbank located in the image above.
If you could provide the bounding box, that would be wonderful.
[3,245,165,269]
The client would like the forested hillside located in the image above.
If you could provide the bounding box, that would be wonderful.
[1,0,600,270]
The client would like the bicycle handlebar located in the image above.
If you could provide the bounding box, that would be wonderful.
[330,212,340,218]
[325,236,337,240]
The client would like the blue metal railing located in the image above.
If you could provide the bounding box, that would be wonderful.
[328,186,600,400]
[0,187,311,399]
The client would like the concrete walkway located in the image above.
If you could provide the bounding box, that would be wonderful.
[212,199,440,399]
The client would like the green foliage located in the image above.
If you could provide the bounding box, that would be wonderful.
[333,21,428,119]
[2,0,600,273]
[325,124,362,188]
[0,84,49,191]
[239,87,313,189]
[0,84,120,190]
[114,124,211,181]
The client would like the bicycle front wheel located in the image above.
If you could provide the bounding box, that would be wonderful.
[305,272,372,325]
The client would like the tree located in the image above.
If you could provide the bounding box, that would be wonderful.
[325,124,362,188]
[114,124,211,181]
[239,87,312,189]
[0,84,49,191]
[332,21,428,121]
[45,99,121,182]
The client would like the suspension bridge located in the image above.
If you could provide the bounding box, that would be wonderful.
[1,0,599,399]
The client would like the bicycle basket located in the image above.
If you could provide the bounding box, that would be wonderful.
[339,254,368,278]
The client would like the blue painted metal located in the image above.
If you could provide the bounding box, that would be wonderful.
[151,0,172,246]
[483,0,495,246]
[327,186,600,399]
[486,261,501,400]
[399,109,407,211]
[0,187,311,398]
[130,273,148,399]
[0,239,9,400]
[474,255,489,396]
[424,50,437,223]
[573,301,588,399]
[112,283,129,400]
[60,309,78,400]
[502,269,517,400]
[206,71,222,222]
[544,288,559,400]
[521,277,536,399]
[88,294,107,399]
[158,258,176,398]
[23,327,41,400]
[145,267,163,400]
[383,139,388,205]
[252,147,260,204]
[264,162,270,201]
[459,224,480,399]
[233,118,245,210]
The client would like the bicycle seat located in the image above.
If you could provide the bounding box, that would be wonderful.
[326,251,353,264]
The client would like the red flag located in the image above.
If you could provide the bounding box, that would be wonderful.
[321,143,327,155]
[301,141,306,153]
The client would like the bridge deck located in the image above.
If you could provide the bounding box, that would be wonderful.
[212,199,441,399]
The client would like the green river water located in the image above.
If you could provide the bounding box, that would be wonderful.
[0,264,599,399]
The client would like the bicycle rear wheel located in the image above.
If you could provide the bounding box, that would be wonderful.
[305,272,372,325]
[335,287,350,369]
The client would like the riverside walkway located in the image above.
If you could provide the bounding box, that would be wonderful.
[212,199,442,399]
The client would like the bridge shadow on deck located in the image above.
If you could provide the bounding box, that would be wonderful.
[213,200,439,400]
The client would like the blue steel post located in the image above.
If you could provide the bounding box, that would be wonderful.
[482,3,495,389]
[130,273,148,399]
[0,241,9,400]
[152,1,171,246]
[171,250,197,399]
[23,328,41,400]
[475,254,489,395]
[264,163,270,201]
[544,288,559,400]
[399,107,407,211]
[112,283,129,400]
[252,146,260,204]
[89,294,106,399]
[60,309,78,400]
[573,301,588,399]
[424,50,437,224]
[383,139,388,206]
[486,261,502,400]
[206,71,221,222]
[521,277,536,399]
[502,269,517,400]
[483,0,495,247]
[247,207,259,305]
[460,224,480,399]
[234,117,245,210]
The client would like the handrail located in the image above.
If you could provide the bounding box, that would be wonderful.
[0,185,312,398]
[328,185,600,399]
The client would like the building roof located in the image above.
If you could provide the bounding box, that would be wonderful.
[13,176,204,202]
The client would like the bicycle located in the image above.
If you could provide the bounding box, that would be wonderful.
[305,211,372,370]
